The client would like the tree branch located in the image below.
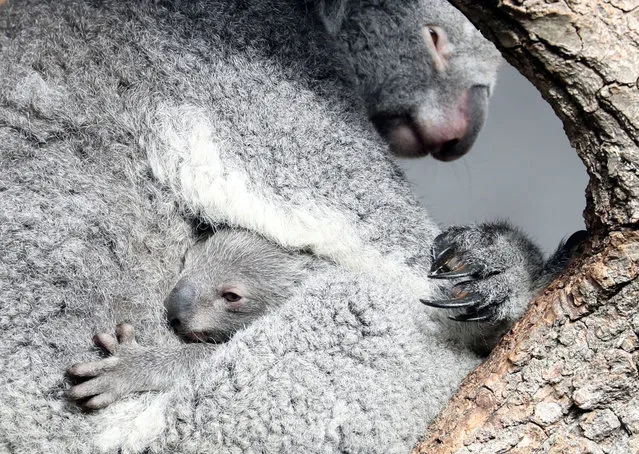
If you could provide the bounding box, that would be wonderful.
[449,1,639,230]
[414,2,639,452]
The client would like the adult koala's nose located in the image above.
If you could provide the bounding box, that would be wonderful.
[370,85,489,161]
[164,278,198,331]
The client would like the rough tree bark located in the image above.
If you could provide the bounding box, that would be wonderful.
[415,2,639,453]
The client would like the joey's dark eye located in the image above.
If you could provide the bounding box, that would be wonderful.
[222,292,242,303]
[428,27,439,47]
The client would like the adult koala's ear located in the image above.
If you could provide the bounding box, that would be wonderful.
[314,0,349,35]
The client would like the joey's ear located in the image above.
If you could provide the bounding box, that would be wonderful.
[316,0,349,35]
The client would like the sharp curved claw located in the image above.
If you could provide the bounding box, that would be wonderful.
[448,312,493,322]
[420,294,482,309]
[432,243,455,264]
[428,263,483,279]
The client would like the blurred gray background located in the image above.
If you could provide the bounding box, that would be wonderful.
[398,63,588,255]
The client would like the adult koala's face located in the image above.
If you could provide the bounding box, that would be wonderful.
[320,0,502,161]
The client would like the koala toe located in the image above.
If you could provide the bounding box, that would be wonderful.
[423,222,544,324]
[428,234,486,279]
[115,323,137,344]
[422,277,510,322]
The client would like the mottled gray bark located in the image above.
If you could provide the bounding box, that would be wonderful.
[415,2,639,453]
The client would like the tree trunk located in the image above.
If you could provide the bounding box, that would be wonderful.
[415,2,639,453]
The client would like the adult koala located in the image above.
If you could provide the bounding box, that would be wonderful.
[0,0,566,453]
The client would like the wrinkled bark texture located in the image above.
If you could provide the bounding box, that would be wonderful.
[415,2,639,453]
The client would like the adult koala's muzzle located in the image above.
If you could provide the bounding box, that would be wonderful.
[371,84,489,161]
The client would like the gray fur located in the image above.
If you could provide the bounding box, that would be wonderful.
[0,0,565,452]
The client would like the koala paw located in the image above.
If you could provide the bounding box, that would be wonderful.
[66,323,149,410]
[421,222,544,324]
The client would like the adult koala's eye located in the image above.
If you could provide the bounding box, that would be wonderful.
[222,292,242,303]
[423,25,450,71]
[427,27,439,47]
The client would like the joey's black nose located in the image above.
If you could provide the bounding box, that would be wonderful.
[164,278,197,331]
[169,317,182,330]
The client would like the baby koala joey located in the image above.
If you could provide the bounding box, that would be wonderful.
[66,229,310,409]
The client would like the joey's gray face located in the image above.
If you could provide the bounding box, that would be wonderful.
[164,230,306,343]
[323,0,501,160]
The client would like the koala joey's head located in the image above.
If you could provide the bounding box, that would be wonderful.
[164,229,308,343]
[319,0,502,161]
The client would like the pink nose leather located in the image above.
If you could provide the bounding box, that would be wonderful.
[371,86,488,161]
[376,94,470,160]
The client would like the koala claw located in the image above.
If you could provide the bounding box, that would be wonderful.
[428,241,486,279]
[448,310,493,323]
[421,291,496,322]
[420,293,482,309]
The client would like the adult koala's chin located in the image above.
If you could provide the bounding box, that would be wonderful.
[315,0,502,160]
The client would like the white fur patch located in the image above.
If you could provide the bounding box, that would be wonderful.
[145,104,435,298]
[94,393,172,453]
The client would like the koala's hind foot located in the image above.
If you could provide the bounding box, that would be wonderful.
[66,323,164,409]
[421,222,545,325]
